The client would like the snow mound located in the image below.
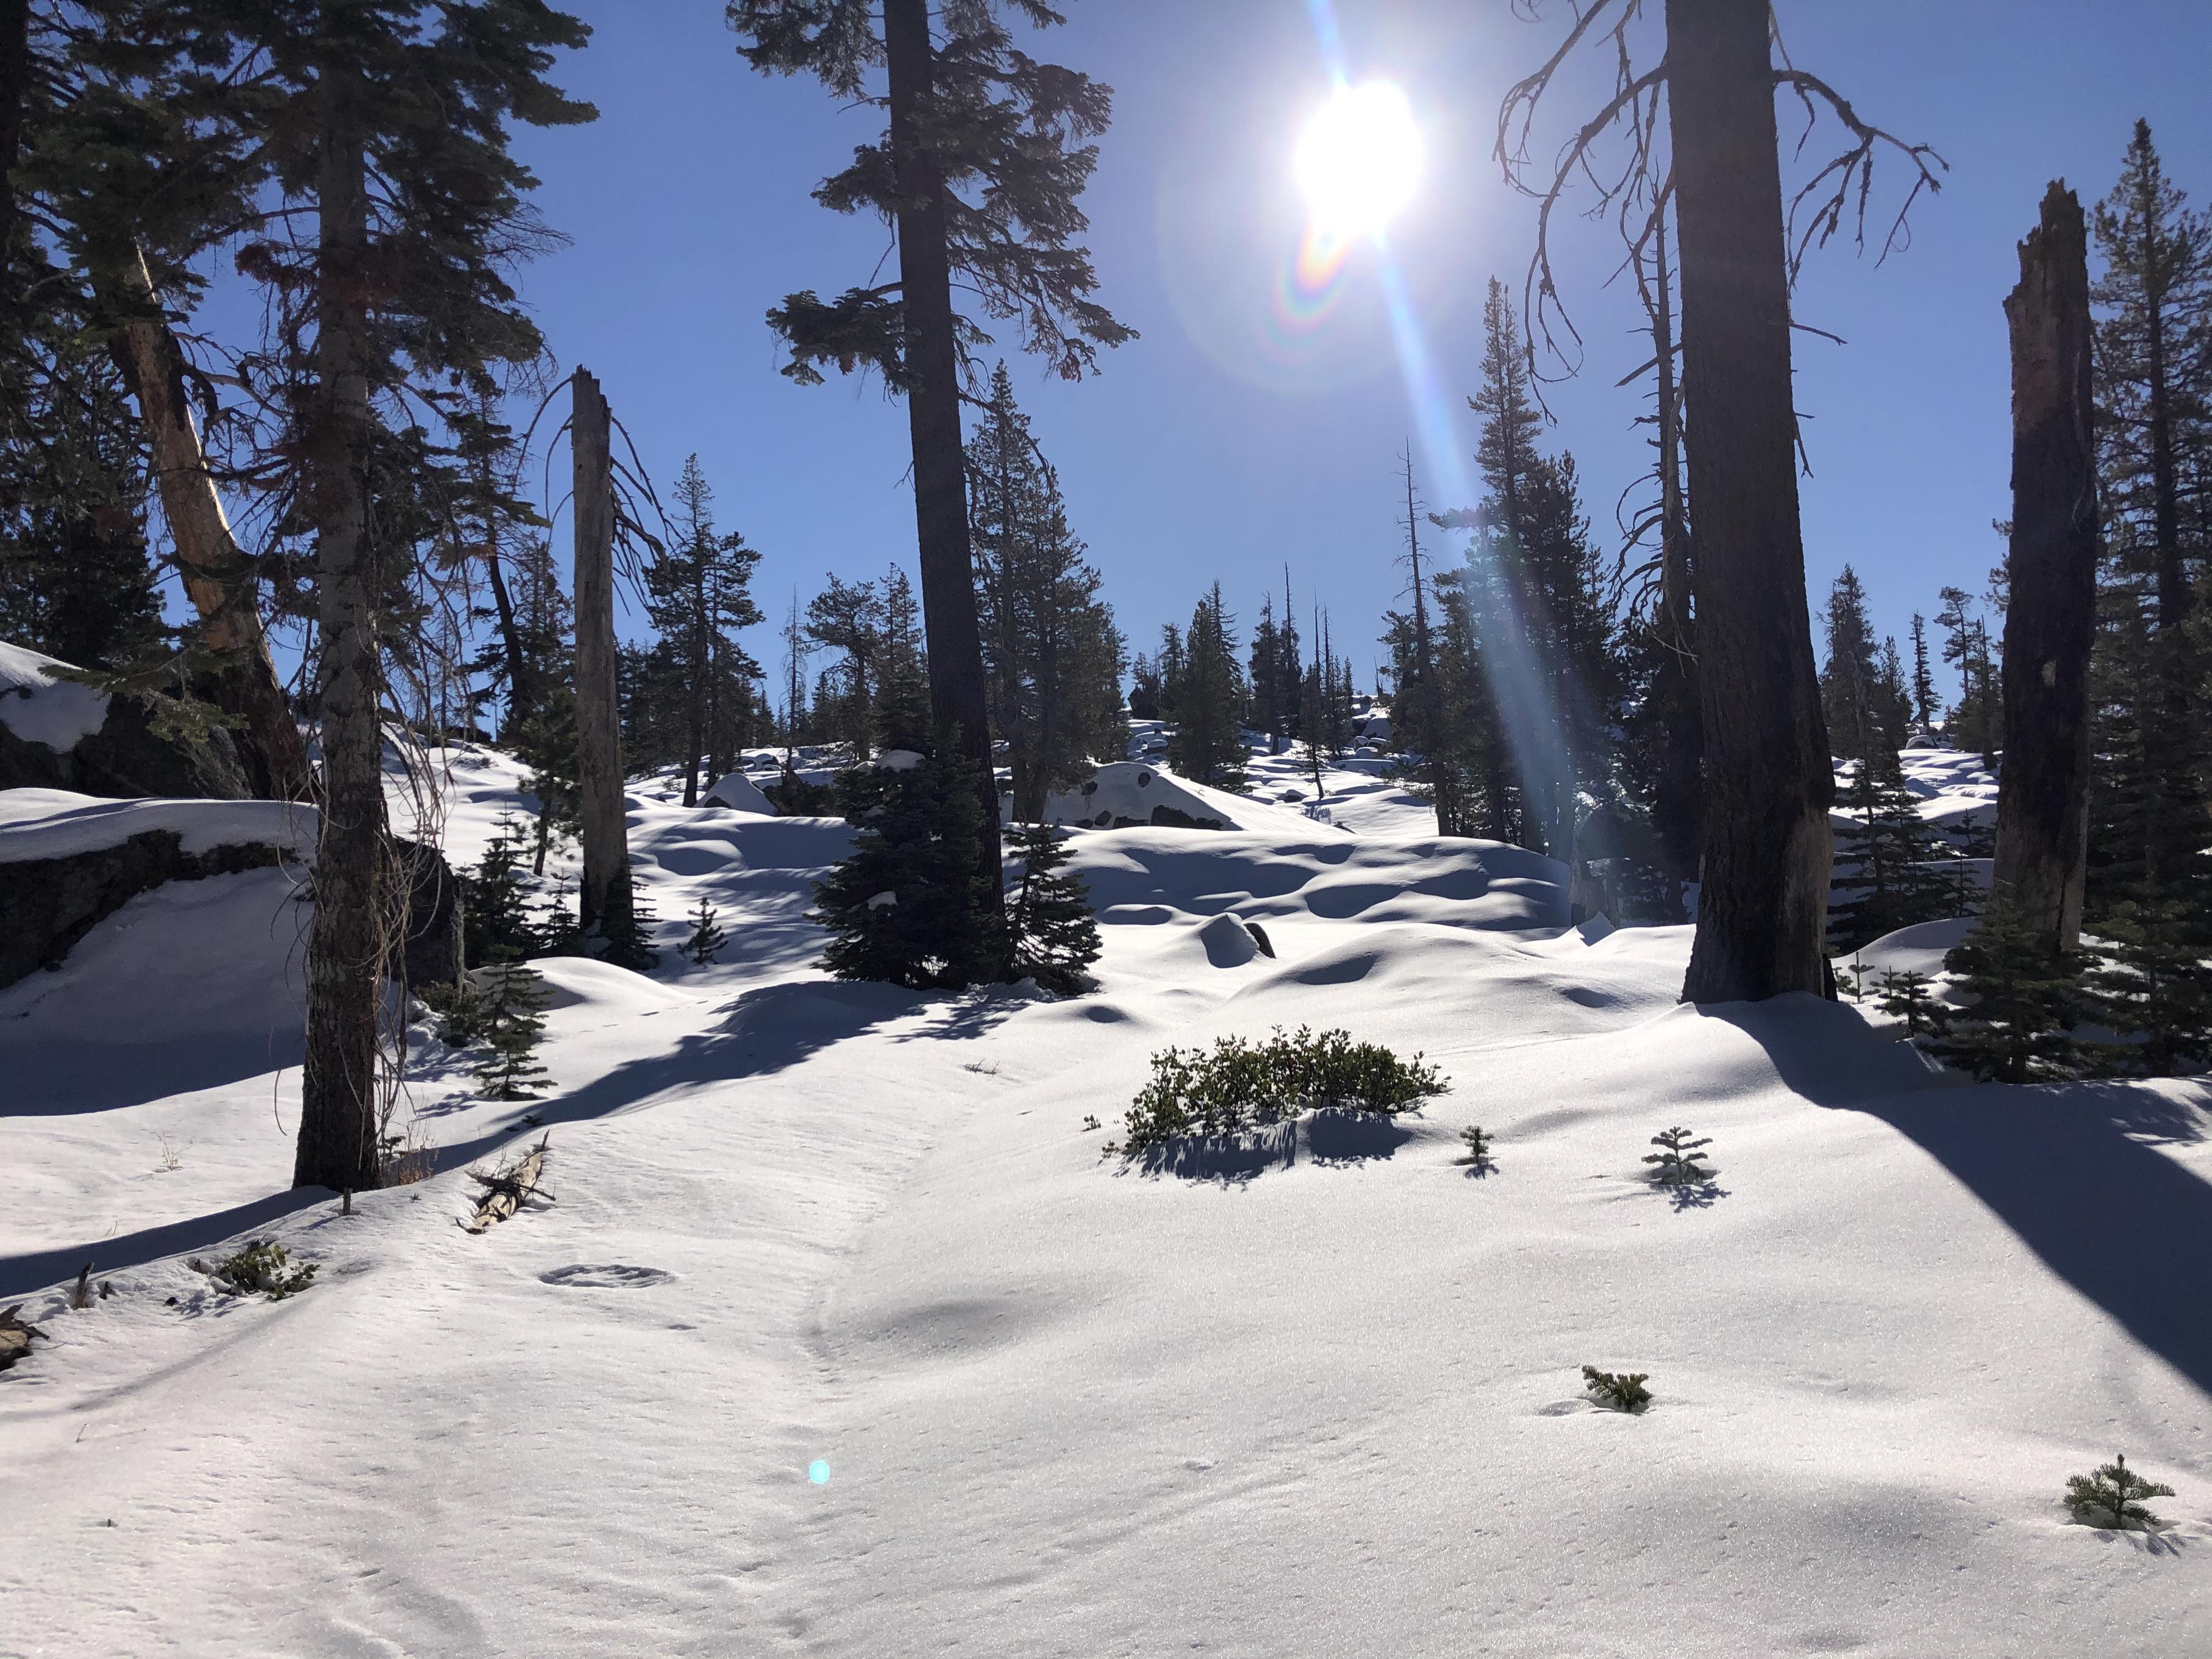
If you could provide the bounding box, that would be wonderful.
[0,641,111,751]
[1847,915,1975,982]
[1064,828,1566,934]
[1195,912,1260,967]
[701,770,776,815]
[1044,760,1346,836]
[0,788,317,865]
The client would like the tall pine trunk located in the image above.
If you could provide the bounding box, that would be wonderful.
[0,0,27,278]
[110,248,313,800]
[296,50,384,1193]
[571,366,630,941]
[1993,184,2097,951]
[883,0,1005,930]
[1667,0,1835,1003]
[1648,212,1704,907]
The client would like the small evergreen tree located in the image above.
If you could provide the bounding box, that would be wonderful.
[2064,1454,2174,1530]
[2085,894,2212,1076]
[1581,1366,1652,1413]
[1924,899,2086,1083]
[1457,1124,1494,1168]
[682,897,727,966]
[1875,968,1943,1037]
[463,813,538,968]
[810,742,1008,990]
[475,955,552,1101]
[595,868,660,972]
[1004,822,1101,994]
[1166,582,1246,790]
[1828,755,1950,952]
[1643,1126,1714,1185]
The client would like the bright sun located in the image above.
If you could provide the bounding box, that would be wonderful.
[1294,80,1422,238]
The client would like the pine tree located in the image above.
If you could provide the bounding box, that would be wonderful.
[805,573,885,760]
[463,813,540,968]
[682,897,727,966]
[646,455,763,805]
[1005,822,1101,994]
[1875,968,1941,1036]
[1819,566,1883,760]
[968,365,1125,819]
[474,954,552,1101]
[1166,583,1246,790]
[218,1,593,1193]
[1828,753,1949,952]
[1924,899,2086,1083]
[810,739,1008,990]
[1935,585,2002,760]
[2086,893,2212,1076]
[1908,613,1939,731]
[729,0,1133,944]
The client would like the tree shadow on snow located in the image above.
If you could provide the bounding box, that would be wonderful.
[0,977,1016,1300]
[1123,1108,1416,1186]
[1702,997,2212,1400]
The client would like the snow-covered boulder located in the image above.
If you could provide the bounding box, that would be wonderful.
[702,770,776,815]
[0,641,254,800]
[1042,761,1339,836]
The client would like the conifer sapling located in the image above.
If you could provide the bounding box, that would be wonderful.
[683,897,727,966]
[1582,1365,1652,1413]
[1643,1126,1714,1185]
[2063,1453,2174,1530]
[1458,1124,1494,1167]
[1005,822,1102,994]
[476,955,554,1101]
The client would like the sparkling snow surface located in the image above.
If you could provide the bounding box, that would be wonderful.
[5,741,2211,1658]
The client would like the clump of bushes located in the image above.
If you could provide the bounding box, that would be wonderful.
[1118,1026,1447,1151]
[212,1241,318,1302]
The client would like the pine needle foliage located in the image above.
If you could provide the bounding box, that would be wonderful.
[2064,1454,2174,1530]
[1643,1126,1714,1186]
[213,1241,318,1302]
[1120,1027,1446,1151]
[1005,822,1101,994]
[462,813,538,968]
[474,955,552,1101]
[1582,1365,1652,1413]
[1458,1124,1495,1168]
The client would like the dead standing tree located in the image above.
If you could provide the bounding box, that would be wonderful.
[1497,0,1944,1002]
[1993,185,2097,952]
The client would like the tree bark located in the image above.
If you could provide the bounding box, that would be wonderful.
[296,48,384,1194]
[110,249,313,801]
[1666,0,1835,1003]
[0,0,28,276]
[883,0,1006,927]
[571,366,629,942]
[1993,184,2097,952]
[1648,211,1704,908]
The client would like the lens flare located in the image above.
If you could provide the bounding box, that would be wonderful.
[808,1460,831,1485]
[1294,81,1422,238]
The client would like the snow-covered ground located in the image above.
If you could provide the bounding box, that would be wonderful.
[6,734,2211,1657]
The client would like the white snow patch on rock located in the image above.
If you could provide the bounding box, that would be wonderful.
[701,769,777,815]
[0,790,318,864]
[0,641,111,751]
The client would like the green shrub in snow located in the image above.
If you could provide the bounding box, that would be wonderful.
[214,1241,317,1302]
[1582,1366,1651,1413]
[1118,1026,1446,1151]
[2064,1454,2173,1530]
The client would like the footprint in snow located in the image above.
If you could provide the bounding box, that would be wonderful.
[538,1264,675,1290]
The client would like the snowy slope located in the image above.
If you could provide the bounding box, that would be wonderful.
[6,736,2212,1658]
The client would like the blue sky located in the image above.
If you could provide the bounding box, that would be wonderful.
[489,0,2212,705]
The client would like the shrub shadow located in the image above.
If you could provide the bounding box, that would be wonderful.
[1126,1108,1415,1186]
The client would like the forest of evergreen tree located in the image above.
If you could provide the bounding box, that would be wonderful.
[5,2,2211,1179]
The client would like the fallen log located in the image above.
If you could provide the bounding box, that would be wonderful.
[462,1135,552,1234]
